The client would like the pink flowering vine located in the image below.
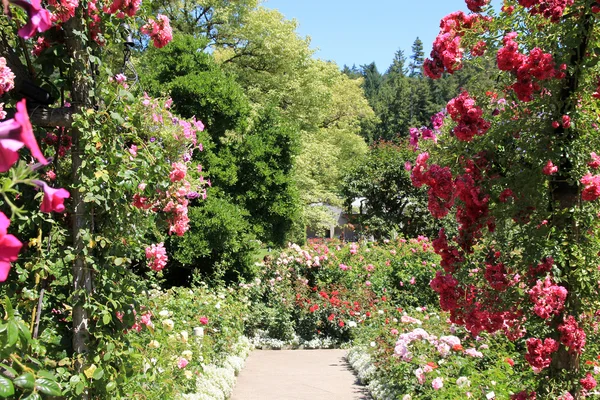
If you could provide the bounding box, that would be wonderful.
[141,14,173,49]
[145,243,167,271]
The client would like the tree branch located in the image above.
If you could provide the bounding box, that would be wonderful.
[4,105,74,127]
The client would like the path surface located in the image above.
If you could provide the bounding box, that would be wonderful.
[230,349,371,400]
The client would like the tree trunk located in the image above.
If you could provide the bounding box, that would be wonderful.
[548,10,594,398]
[63,12,92,398]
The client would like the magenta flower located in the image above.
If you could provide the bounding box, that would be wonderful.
[0,212,22,282]
[199,316,208,325]
[9,0,52,39]
[32,180,70,213]
[0,100,48,172]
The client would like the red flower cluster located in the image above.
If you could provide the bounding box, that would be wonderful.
[499,188,515,203]
[42,130,72,158]
[430,271,462,311]
[517,0,574,22]
[528,276,567,319]
[511,391,537,400]
[580,373,597,390]
[105,0,141,18]
[497,32,563,102]
[485,262,509,291]
[542,160,558,175]
[525,337,559,372]
[581,173,600,201]
[47,0,77,23]
[558,315,586,354]
[432,229,463,273]
[447,91,490,141]
[424,12,484,78]
[528,257,554,278]
[466,0,489,12]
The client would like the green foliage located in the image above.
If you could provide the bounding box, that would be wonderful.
[168,197,258,283]
[341,140,438,238]
[139,34,251,139]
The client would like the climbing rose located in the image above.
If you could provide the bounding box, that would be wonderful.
[525,337,559,373]
[528,276,567,319]
[33,180,70,213]
[517,0,574,22]
[145,243,167,271]
[48,0,78,23]
[169,162,187,182]
[0,58,15,96]
[9,0,52,39]
[466,0,489,12]
[0,212,22,282]
[432,377,443,390]
[446,91,490,141]
[580,173,600,201]
[199,316,208,325]
[0,99,48,171]
[558,315,586,354]
[580,373,597,390]
[542,160,558,175]
[105,0,140,17]
[588,152,600,169]
[141,14,173,49]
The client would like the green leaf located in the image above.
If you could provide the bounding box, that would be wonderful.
[6,321,18,347]
[106,381,117,392]
[22,393,41,400]
[3,297,14,319]
[14,372,34,389]
[92,367,104,380]
[114,258,124,266]
[0,375,14,397]
[102,313,111,325]
[35,377,62,396]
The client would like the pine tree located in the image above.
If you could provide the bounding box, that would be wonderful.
[409,37,425,77]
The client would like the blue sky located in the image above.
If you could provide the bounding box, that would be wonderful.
[263,0,496,72]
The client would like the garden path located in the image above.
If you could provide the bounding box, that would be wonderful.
[230,349,371,400]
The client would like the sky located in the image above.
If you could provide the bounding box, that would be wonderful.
[263,0,495,72]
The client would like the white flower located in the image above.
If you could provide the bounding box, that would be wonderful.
[162,319,174,331]
[370,341,376,347]
[215,303,221,310]
[378,310,384,315]
[159,309,170,318]
[148,340,160,349]
[180,330,189,343]
[486,392,495,399]
[402,395,412,400]
[193,327,205,337]
[184,370,193,379]
[456,376,471,388]
[182,350,193,360]
[348,321,357,328]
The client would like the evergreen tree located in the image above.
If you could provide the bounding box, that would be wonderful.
[409,37,425,77]
[360,62,383,102]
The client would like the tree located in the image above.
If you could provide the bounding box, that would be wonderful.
[409,37,425,77]
[341,140,436,238]
[412,2,600,397]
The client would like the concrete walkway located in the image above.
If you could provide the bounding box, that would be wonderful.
[230,349,371,400]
